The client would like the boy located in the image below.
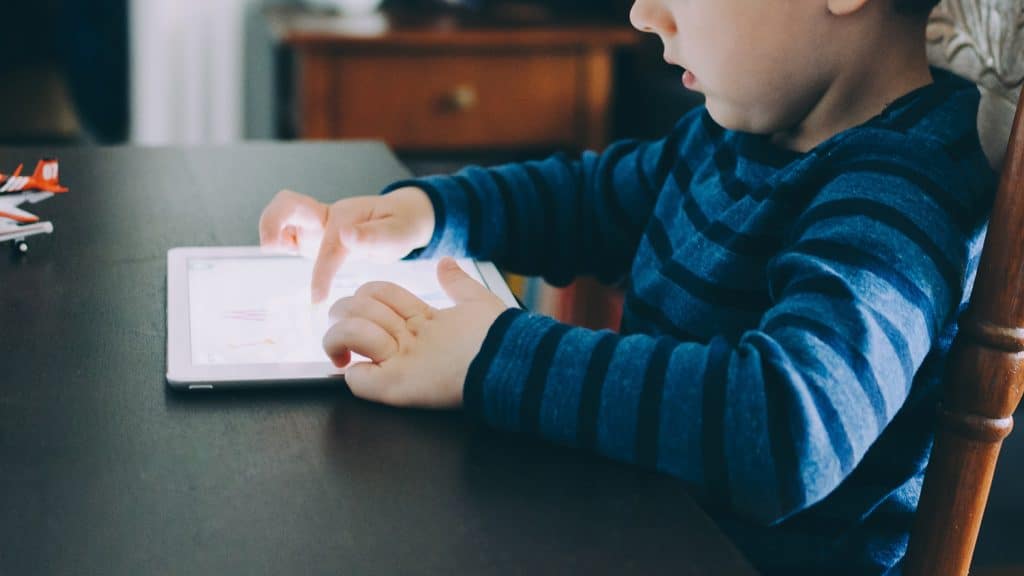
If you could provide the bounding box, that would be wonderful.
[259,0,996,572]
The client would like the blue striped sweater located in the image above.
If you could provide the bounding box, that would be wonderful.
[382,68,996,574]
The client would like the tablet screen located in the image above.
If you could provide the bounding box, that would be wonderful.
[186,256,482,366]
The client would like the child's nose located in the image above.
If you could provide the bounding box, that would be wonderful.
[629,0,676,36]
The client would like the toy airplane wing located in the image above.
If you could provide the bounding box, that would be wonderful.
[0,193,49,223]
[0,220,53,244]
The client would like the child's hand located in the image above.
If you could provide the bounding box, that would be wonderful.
[258,187,435,303]
[323,258,508,409]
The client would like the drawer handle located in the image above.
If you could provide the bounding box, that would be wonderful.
[445,85,478,111]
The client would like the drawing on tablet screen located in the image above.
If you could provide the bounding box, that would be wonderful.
[223,309,269,322]
[188,256,480,366]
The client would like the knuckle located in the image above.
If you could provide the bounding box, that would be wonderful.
[405,315,426,336]
[323,320,352,347]
[259,206,279,227]
[321,326,339,350]
[356,281,390,299]
[328,297,353,323]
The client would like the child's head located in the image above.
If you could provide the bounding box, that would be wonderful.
[631,0,940,148]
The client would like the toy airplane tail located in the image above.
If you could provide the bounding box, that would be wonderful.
[0,158,68,194]
[31,159,60,187]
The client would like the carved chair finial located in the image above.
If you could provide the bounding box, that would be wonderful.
[927,0,1024,168]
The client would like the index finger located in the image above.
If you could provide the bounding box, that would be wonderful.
[322,316,398,367]
[355,281,433,320]
[258,190,326,247]
[311,221,348,304]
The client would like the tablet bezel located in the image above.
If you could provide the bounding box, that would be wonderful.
[166,246,520,389]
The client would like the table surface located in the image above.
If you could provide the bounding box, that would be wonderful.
[0,142,757,575]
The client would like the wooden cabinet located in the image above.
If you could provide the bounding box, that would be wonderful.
[314,52,582,148]
[268,8,639,152]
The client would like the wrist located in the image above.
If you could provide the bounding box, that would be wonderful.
[383,185,435,249]
[463,308,527,417]
[406,186,435,249]
[381,178,454,258]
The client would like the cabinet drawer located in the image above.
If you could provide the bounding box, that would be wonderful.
[323,52,581,149]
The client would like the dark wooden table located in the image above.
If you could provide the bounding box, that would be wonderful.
[0,143,757,575]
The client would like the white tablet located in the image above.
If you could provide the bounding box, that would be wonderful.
[166,247,519,389]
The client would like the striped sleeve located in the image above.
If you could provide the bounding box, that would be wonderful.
[463,164,974,525]
[380,113,698,285]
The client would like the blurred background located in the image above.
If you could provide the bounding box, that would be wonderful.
[0,0,701,154]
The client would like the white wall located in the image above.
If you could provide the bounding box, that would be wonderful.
[130,0,257,144]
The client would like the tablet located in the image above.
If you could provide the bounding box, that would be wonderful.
[166,247,519,389]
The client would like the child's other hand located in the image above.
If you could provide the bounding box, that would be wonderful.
[323,258,508,409]
[258,187,435,303]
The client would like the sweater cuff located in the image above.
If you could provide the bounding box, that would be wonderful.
[463,307,559,431]
[380,176,471,260]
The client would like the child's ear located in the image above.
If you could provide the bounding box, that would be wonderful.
[827,0,871,16]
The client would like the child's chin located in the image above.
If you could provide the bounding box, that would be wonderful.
[706,102,773,135]
[704,102,745,131]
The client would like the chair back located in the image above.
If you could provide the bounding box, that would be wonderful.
[905,1,1024,574]
[925,0,1023,169]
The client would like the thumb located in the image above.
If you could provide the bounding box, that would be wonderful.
[345,362,405,405]
[343,361,381,399]
[437,257,488,304]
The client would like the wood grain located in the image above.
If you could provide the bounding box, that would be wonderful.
[321,50,581,150]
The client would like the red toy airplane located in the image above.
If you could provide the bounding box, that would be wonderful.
[0,158,68,194]
[0,158,67,252]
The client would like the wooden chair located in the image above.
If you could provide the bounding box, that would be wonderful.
[904,1,1024,574]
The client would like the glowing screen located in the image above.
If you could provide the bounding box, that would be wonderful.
[186,256,481,365]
